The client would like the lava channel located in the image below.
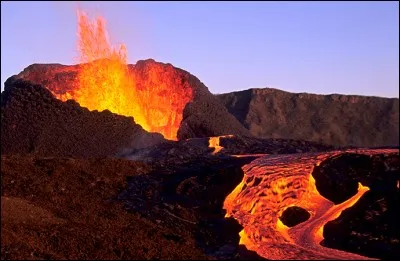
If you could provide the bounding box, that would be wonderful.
[223,148,397,260]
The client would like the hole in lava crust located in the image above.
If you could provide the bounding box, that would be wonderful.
[279,206,311,227]
[311,153,372,204]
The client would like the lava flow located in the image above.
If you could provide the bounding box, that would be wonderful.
[49,10,193,140]
[223,148,397,260]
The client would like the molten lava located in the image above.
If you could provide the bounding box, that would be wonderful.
[50,10,193,140]
[208,135,234,154]
[223,149,397,260]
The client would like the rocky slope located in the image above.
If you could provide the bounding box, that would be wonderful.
[1,78,165,157]
[217,88,399,147]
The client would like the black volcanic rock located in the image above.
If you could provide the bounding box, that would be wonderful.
[13,59,251,140]
[312,153,370,204]
[217,135,333,155]
[217,88,399,147]
[312,153,399,204]
[118,135,334,168]
[314,152,400,259]
[323,189,400,259]
[1,78,165,157]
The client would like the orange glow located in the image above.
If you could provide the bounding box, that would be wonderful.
[208,135,234,154]
[239,229,251,246]
[208,137,223,154]
[49,10,193,140]
[232,154,268,158]
[276,218,293,243]
[223,149,396,260]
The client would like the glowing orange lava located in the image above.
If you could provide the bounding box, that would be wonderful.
[223,149,397,260]
[51,10,193,140]
[208,135,234,154]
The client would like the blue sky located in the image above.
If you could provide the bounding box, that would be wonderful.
[1,1,399,97]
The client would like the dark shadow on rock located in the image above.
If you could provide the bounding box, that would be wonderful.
[177,81,252,139]
[216,89,253,129]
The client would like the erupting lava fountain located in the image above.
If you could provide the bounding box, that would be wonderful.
[49,10,193,140]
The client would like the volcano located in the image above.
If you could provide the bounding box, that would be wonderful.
[7,10,250,142]
[11,59,251,141]
[1,59,252,157]
[2,9,399,261]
